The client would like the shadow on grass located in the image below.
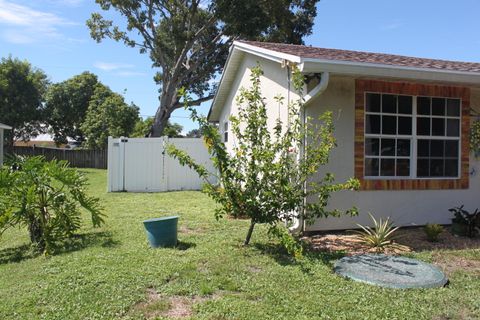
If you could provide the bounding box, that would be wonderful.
[0,244,37,264]
[58,231,120,254]
[176,240,196,251]
[253,242,346,273]
[0,231,119,264]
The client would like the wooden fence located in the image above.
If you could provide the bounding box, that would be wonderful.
[7,146,107,169]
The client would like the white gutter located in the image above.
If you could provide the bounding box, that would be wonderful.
[289,71,330,235]
[304,72,330,105]
[0,123,12,130]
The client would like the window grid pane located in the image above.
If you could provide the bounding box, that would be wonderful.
[365,93,460,179]
[365,93,413,178]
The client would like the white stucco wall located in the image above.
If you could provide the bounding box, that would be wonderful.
[216,53,480,231]
[305,76,480,231]
[218,55,299,152]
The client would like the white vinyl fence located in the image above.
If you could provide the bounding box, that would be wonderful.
[108,137,216,192]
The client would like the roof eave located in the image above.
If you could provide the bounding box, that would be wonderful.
[209,43,480,122]
[301,59,480,85]
[208,41,303,122]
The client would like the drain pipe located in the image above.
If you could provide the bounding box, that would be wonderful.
[289,71,330,234]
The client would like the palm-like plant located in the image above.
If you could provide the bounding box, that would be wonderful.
[0,156,104,254]
[351,213,408,252]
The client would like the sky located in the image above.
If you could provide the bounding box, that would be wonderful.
[1,0,480,133]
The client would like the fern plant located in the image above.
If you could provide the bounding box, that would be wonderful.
[352,213,408,252]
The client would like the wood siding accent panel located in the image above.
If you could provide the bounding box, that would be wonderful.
[355,79,470,190]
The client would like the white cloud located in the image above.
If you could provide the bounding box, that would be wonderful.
[115,71,147,77]
[382,22,403,30]
[0,0,76,43]
[94,62,135,71]
[47,0,85,6]
[94,61,146,77]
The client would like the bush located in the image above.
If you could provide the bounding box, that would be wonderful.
[0,156,104,254]
[449,205,480,238]
[424,224,443,242]
[167,65,359,246]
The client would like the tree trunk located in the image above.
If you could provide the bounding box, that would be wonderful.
[244,220,255,246]
[28,217,45,252]
[151,110,170,137]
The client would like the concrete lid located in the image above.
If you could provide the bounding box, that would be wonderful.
[334,254,448,289]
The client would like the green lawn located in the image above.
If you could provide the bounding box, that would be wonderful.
[0,169,479,319]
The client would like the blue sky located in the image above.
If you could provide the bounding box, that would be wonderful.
[1,0,479,133]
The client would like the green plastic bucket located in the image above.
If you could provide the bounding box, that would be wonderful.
[143,216,179,248]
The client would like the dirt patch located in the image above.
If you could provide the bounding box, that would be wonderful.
[131,288,212,319]
[247,265,262,273]
[305,227,480,255]
[395,227,480,252]
[179,225,204,235]
[432,253,480,276]
[305,233,410,255]
[433,308,478,320]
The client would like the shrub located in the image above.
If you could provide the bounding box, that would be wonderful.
[424,224,443,242]
[352,213,408,252]
[449,205,480,238]
[0,156,104,254]
[268,225,304,260]
[167,65,359,246]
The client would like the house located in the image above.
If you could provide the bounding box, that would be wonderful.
[13,132,74,148]
[0,123,12,166]
[208,41,480,231]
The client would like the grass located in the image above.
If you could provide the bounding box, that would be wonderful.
[0,169,478,319]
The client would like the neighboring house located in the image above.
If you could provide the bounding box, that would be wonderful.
[0,123,12,166]
[14,133,74,148]
[209,41,480,231]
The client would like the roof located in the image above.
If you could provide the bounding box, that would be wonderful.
[238,41,480,73]
[209,41,480,122]
[0,123,12,130]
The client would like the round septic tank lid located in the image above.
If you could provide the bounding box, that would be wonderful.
[333,254,448,289]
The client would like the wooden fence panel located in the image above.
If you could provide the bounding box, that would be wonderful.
[6,146,107,169]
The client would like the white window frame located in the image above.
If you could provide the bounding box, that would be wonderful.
[364,92,462,180]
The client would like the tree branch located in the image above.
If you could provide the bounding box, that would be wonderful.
[173,94,215,110]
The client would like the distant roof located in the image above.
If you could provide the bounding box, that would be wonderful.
[239,41,480,73]
[0,123,12,130]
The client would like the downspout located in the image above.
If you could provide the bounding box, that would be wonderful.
[289,71,330,234]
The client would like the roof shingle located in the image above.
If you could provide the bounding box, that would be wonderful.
[239,41,480,73]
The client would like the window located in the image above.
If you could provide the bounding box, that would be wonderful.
[223,121,229,142]
[364,93,461,179]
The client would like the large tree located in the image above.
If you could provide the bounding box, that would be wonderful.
[133,117,183,137]
[45,72,99,145]
[81,84,139,149]
[87,0,319,136]
[0,57,49,145]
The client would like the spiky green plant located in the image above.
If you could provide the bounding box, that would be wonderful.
[352,213,408,252]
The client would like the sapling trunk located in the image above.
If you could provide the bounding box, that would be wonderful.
[28,217,45,252]
[244,220,255,245]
